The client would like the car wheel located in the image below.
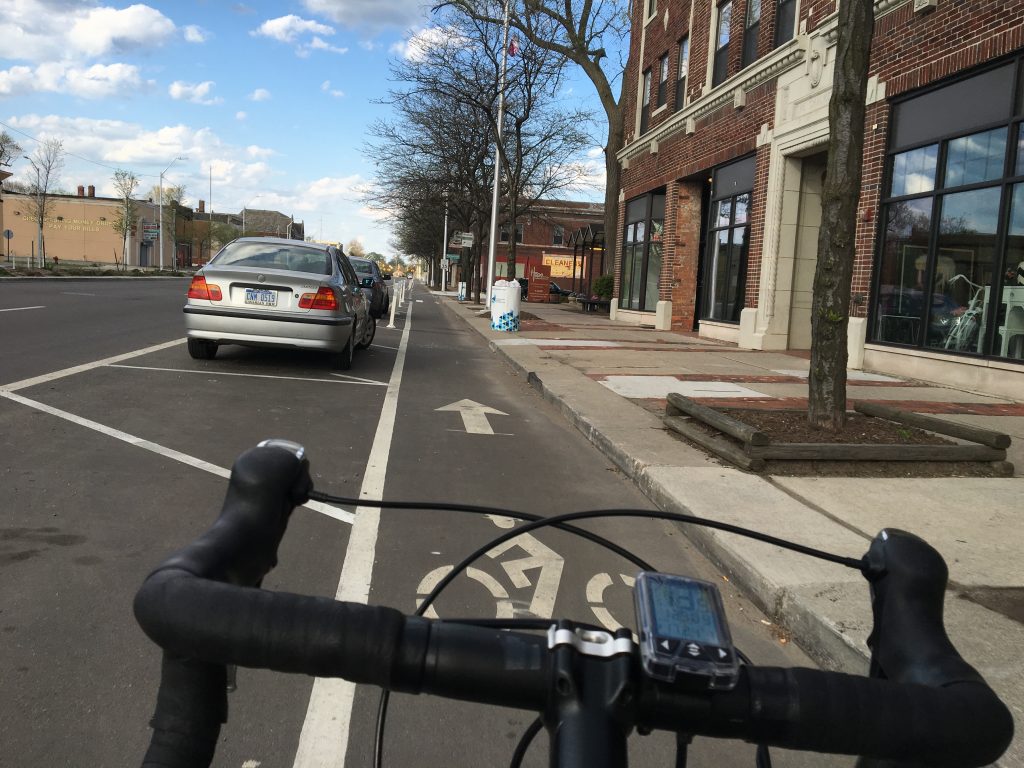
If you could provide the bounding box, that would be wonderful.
[356,313,376,350]
[187,338,217,360]
[336,326,355,370]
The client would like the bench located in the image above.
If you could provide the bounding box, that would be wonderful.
[579,298,611,313]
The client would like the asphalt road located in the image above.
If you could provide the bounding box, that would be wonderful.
[0,279,850,767]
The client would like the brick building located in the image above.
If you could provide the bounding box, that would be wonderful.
[617,0,1023,398]
[490,199,604,291]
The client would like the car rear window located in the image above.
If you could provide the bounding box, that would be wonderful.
[212,242,332,275]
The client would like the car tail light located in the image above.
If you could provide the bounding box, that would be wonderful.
[298,286,338,310]
[188,276,222,301]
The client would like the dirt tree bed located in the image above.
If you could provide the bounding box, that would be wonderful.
[665,399,1011,478]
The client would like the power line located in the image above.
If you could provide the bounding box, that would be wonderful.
[0,119,163,178]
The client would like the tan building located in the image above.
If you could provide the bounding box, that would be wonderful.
[2,185,162,268]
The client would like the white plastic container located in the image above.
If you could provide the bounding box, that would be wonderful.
[489,280,520,332]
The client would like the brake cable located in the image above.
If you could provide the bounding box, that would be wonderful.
[308,491,863,768]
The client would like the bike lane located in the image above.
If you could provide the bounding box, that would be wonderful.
[335,293,846,768]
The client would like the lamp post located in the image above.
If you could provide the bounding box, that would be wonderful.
[241,194,262,236]
[159,156,188,271]
[441,192,449,293]
[484,0,512,305]
[23,155,43,268]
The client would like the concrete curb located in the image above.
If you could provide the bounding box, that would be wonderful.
[439,296,875,673]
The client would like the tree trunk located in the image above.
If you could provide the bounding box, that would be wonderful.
[807,0,874,431]
[602,110,624,277]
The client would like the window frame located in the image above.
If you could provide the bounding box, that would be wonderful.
[713,1,732,88]
[640,68,652,135]
[868,56,1024,362]
[675,36,689,111]
[657,53,670,108]
[552,224,564,246]
[742,0,761,68]
[774,0,797,49]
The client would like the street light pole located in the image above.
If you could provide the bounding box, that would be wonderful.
[441,193,449,293]
[485,0,512,306]
[159,156,187,271]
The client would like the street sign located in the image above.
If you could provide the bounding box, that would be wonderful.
[445,253,460,262]
[2,229,12,240]
[142,222,159,241]
[460,232,474,247]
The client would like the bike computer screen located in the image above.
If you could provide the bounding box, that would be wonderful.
[634,572,739,689]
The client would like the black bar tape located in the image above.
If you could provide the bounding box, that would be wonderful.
[743,668,1013,767]
[141,656,225,768]
[135,570,408,685]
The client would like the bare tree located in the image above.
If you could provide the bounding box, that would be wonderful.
[346,239,367,258]
[111,170,140,271]
[808,0,875,430]
[23,139,65,267]
[147,183,187,269]
[445,0,628,276]
[0,131,22,170]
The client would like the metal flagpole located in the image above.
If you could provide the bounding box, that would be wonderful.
[441,195,449,293]
[484,0,511,307]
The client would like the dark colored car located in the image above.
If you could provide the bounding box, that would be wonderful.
[549,281,573,297]
[349,256,391,318]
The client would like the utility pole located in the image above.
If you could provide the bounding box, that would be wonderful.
[484,0,511,306]
[441,193,449,293]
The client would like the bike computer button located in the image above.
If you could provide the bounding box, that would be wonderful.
[634,572,740,690]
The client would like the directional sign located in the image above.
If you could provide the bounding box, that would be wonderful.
[436,399,508,435]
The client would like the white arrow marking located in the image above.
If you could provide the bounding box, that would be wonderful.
[436,398,508,435]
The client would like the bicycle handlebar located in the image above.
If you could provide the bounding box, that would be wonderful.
[134,443,1013,768]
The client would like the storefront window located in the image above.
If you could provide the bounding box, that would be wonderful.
[944,128,1006,188]
[702,156,755,323]
[891,144,938,197]
[620,191,665,312]
[871,59,1024,362]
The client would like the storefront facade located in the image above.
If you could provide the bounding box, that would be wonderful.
[617,0,1024,397]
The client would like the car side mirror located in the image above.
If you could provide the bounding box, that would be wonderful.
[383,273,392,281]
[361,277,374,288]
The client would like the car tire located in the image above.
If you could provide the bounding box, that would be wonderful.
[356,313,376,350]
[187,338,217,360]
[336,327,355,370]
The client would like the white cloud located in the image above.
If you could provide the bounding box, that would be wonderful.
[302,0,425,31]
[306,36,348,55]
[0,1,178,62]
[320,80,344,98]
[236,111,247,120]
[390,27,461,62]
[246,145,274,159]
[0,61,149,98]
[249,88,271,101]
[169,80,222,105]
[253,14,333,43]
[184,25,207,43]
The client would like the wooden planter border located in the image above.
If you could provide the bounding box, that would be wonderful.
[663,395,1013,474]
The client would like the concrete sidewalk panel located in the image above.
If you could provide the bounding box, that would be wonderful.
[639,466,873,671]
[773,477,1024,587]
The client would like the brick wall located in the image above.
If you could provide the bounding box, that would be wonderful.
[672,180,705,329]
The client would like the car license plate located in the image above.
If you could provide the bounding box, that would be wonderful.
[245,288,277,307]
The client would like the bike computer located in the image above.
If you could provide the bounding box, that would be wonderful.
[634,572,739,689]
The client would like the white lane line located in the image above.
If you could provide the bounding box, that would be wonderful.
[1,338,186,392]
[0,305,45,312]
[369,345,399,351]
[110,364,387,387]
[329,372,389,385]
[0,390,354,525]
[62,292,97,296]
[292,304,414,768]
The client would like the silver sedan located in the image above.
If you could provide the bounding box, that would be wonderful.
[183,237,372,369]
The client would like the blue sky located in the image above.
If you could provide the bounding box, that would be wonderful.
[0,0,607,257]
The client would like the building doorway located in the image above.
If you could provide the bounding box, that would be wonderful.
[787,152,827,349]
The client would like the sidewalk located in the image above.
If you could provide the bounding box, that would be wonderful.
[437,292,1023,766]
